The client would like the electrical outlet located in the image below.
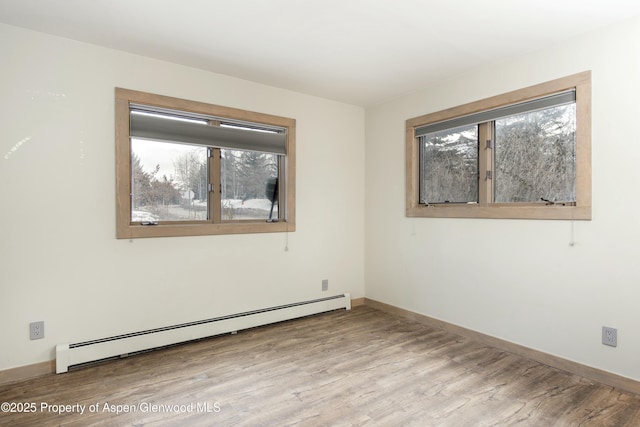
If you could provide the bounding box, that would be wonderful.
[602,326,617,347]
[30,321,44,340]
[322,279,328,291]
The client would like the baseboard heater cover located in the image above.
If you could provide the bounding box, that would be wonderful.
[56,293,351,373]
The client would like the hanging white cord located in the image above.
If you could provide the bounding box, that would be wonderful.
[569,210,575,247]
[569,220,576,246]
[284,221,289,252]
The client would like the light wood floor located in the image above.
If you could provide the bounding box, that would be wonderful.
[2,306,640,426]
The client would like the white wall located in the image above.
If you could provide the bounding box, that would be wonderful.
[0,24,365,371]
[366,16,640,380]
[3,15,640,383]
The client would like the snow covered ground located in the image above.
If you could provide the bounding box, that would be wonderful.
[132,198,277,222]
[224,199,274,211]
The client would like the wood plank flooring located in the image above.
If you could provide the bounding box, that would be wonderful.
[1,306,640,426]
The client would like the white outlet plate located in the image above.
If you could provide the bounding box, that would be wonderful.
[30,321,44,340]
[602,326,617,347]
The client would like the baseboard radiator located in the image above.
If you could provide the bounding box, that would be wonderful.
[56,293,351,373]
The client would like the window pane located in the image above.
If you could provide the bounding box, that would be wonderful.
[419,125,478,204]
[494,104,576,203]
[131,139,208,222]
[221,149,279,220]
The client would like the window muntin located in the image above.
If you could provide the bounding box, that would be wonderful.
[115,88,296,238]
[406,71,591,220]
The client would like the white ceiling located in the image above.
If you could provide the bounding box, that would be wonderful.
[1,0,640,106]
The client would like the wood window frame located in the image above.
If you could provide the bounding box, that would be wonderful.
[406,71,591,220]
[115,88,296,238]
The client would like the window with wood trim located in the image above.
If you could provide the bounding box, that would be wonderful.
[406,71,591,220]
[115,88,296,238]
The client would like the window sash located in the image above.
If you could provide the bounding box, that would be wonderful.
[493,104,576,204]
[418,124,479,204]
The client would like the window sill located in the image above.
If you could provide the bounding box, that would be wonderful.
[117,220,295,239]
[406,204,591,220]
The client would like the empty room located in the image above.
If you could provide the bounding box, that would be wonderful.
[2,1,640,425]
